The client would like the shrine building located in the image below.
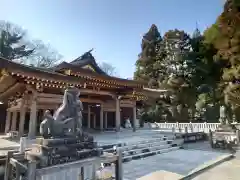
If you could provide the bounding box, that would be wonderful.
[0,51,147,138]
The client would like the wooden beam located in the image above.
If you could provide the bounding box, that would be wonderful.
[38,93,62,99]
[39,92,105,104]
[38,97,62,104]
[103,108,116,112]
[81,98,103,104]
[120,104,135,108]
[0,72,16,94]
[39,89,116,98]
[38,96,104,104]
[80,88,116,97]
[0,83,25,100]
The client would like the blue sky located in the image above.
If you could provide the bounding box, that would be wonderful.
[0,0,225,78]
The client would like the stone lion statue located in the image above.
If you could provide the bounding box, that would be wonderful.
[40,87,83,138]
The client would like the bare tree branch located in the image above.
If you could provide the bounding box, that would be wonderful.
[99,62,119,77]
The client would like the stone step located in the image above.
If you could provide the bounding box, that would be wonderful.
[122,144,172,157]
[123,147,180,163]
[119,136,168,146]
[102,137,170,152]
[103,138,183,165]
[120,140,172,152]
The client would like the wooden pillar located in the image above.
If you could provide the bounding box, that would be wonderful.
[28,96,37,139]
[11,111,17,131]
[19,106,26,137]
[100,106,103,131]
[88,105,91,129]
[133,106,137,132]
[115,98,121,132]
[104,112,108,129]
[93,114,96,129]
[4,111,11,133]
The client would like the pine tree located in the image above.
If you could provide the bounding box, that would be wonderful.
[0,25,34,60]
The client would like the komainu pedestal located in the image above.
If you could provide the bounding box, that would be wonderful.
[26,135,103,168]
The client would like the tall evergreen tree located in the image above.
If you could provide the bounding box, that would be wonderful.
[188,28,224,121]
[157,29,193,122]
[134,24,169,122]
[204,0,240,121]
[135,26,196,122]
[134,24,162,88]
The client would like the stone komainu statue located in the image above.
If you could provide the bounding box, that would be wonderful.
[40,87,83,138]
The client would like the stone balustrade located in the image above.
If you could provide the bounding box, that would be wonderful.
[144,122,221,133]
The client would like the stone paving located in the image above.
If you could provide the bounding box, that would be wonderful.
[192,158,240,180]
[122,149,228,180]
[93,130,169,145]
[0,130,234,180]
[183,141,231,153]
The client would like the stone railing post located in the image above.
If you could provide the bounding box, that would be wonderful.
[209,129,213,148]
[19,137,27,153]
[236,130,240,145]
[189,122,193,133]
[116,148,123,180]
[172,127,175,134]
[184,126,188,134]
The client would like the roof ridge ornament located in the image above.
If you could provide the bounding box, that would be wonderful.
[80,48,94,59]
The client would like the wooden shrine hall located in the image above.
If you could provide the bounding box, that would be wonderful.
[0,51,147,138]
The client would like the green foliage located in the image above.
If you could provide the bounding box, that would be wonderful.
[203,0,240,117]
[134,0,240,123]
[135,26,199,122]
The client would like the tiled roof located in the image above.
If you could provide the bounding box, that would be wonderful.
[0,56,146,87]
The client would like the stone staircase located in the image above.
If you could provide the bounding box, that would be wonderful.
[100,135,184,163]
